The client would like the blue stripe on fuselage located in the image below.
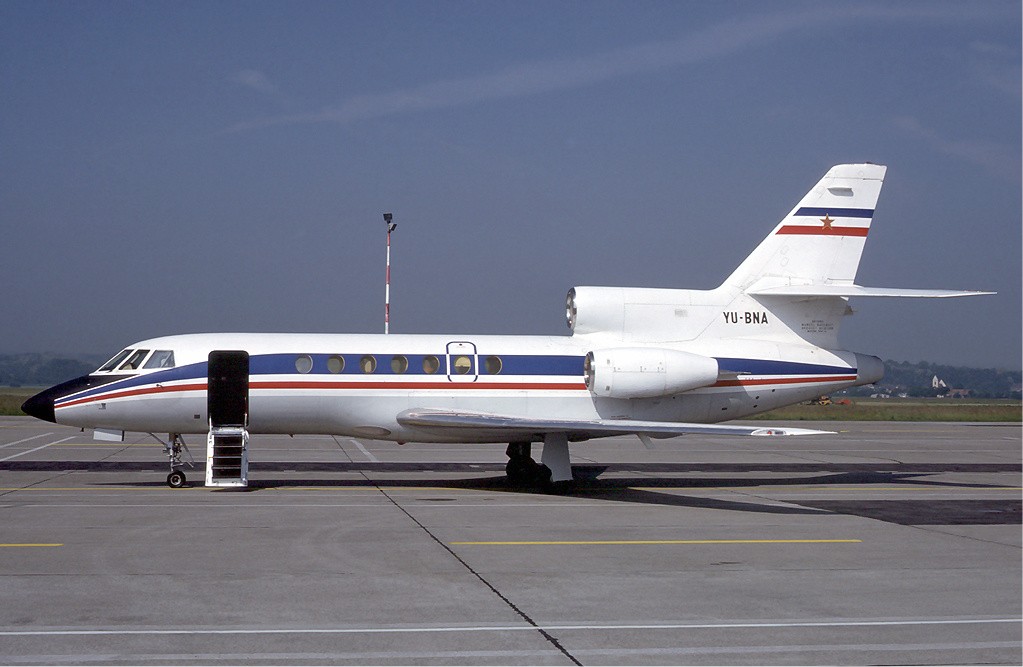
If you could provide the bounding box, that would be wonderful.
[715,358,854,376]
[250,353,584,376]
[792,207,873,218]
[56,353,586,405]
[56,354,854,406]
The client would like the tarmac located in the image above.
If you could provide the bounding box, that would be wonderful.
[0,416,1020,665]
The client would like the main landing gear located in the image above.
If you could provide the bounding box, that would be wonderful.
[506,435,576,492]
[152,433,194,488]
[505,441,552,487]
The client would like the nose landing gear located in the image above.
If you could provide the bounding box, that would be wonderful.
[167,469,187,488]
[151,433,194,488]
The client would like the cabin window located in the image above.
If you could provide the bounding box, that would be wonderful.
[452,355,472,375]
[484,356,502,375]
[119,349,151,371]
[144,350,175,369]
[422,355,440,374]
[295,355,313,374]
[391,355,409,374]
[99,349,133,372]
[327,355,345,374]
[360,355,377,373]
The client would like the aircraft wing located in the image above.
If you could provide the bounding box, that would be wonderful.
[397,408,832,440]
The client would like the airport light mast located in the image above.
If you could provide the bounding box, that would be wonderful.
[383,212,396,334]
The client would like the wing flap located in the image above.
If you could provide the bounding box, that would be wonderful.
[397,408,832,439]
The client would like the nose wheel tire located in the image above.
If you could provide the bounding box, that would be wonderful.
[167,471,187,488]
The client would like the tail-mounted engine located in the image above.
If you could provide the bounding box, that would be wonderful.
[566,286,705,341]
[567,286,628,335]
[584,347,719,399]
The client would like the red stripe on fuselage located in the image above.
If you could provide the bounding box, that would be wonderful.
[55,383,208,410]
[55,375,855,411]
[776,226,868,237]
[714,375,856,387]
[249,381,587,391]
[54,380,589,410]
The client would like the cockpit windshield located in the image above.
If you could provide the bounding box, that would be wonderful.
[118,349,150,371]
[144,350,175,369]
[98,349,133,372]
[96,348,176,373]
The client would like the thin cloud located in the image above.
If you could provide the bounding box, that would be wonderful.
[893,116,1019,179]
[228,3,1000,133]
[233,69,281,96]
[968,41,1022,98]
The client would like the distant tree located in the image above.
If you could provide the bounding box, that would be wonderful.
[0,354,94,386]
[880,360,1021,398]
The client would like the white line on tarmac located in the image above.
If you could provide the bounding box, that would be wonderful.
[0,617,1017,637]
[348,438,379,463]
[0,433,54,450]
[0,436,77,462]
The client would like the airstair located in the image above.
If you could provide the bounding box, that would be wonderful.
[205,350,250,488]
[206,426,249,487]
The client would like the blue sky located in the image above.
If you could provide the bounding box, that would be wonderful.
[2,0,1020,369]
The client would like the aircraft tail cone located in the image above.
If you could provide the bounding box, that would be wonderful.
[854,353,884,386]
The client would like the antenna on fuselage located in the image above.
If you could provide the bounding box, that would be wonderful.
[383,212,396,334]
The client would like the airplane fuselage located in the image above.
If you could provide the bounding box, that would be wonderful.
[41,331,874,443]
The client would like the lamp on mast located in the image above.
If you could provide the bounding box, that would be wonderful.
[383,213,396,334]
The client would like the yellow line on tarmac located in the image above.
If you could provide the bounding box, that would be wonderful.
[632,486,1023,492]
[291,486,481,492]
[451,539,861,546]
[0,486,479,492]
[0,544,63,548]
[0,487,154,491]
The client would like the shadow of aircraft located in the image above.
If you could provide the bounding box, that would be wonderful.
[10,459,1011,520]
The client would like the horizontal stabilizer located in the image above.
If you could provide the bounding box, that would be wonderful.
[747,284,996,298]
[398,409,832,439]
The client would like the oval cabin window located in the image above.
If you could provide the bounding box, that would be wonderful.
[452,355,472,375]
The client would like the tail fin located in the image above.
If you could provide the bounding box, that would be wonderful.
[723,163,886,292]
[711,163,992,349]
[569,164,990,347]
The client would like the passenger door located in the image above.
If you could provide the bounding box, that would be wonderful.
[445,341,478,383]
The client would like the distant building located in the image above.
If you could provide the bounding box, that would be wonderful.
[931,375,947,389]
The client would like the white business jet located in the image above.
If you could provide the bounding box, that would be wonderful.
[22,164,991,489]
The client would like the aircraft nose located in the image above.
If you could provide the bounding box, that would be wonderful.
[21,388,57,423]
[21,374,102,424]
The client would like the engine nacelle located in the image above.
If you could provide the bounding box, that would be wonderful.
[584,347,719,399]
[567,287,627,335]
[566,285,705,341]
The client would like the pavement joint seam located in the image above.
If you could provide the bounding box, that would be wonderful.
[375,485,583,666]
